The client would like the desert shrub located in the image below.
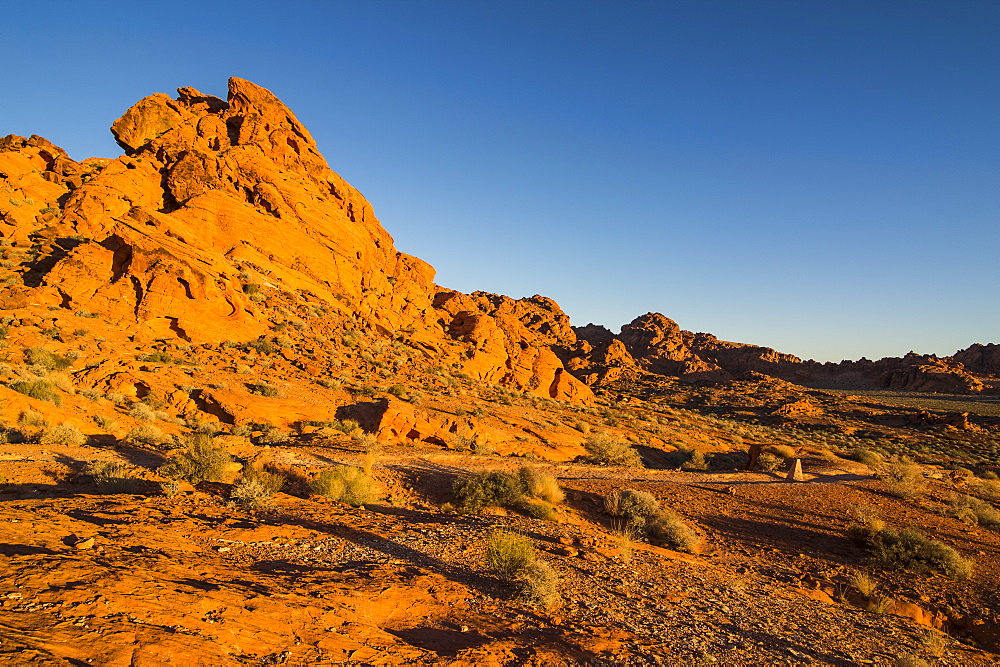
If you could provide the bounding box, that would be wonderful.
[249,383,280,397]
[848,516,971,580]
[485,530,535,581]
[851,447,883,466]
[471,440,495,455]
[387,384,407,398]
[129,402,158,422]
[38,423,87,446]
[979,470,999,481]
[310,466,377,506]
[950,494,1000,527]
[159,434,232,484]
[87,460,143,494]
[257,424,289,444]
[352,431,380,452]
[160,479,182,498]
[766,444,797,459]
[647,509,702,553]
[882,460,927,499]
[245,336,276,354]
[581,432,642,467]
[138,350,172,363]
[25,347,73,371]
[662,444,691,466]
[518,467,564,504]
[681,449,708,471]
[230,467,284,508]
[513,498,558,520]
[124,424,167,448]
[18,409,48,429]
[757,452,784,473]
[893,657,930,667]
[454,471,526,511]
[10,379,61,405]
[231,423,253,437]
[849,570,877,598]
[605,488,700,553]
[605,489,660,530]
[512,559,560,609]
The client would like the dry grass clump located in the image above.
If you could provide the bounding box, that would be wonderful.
[849,570,878,598]
[518,466,565,504]
[950,494,1000,527]
[159,434,232,484]
[847,513,971,580]
[230,467,284,508]
[881,460,927,499]
[310,466,378,507]
[581,431,642,467]
[86,460,143,494]
[485,530,559,609]
[605,489,701,553]
[38,423,87,447]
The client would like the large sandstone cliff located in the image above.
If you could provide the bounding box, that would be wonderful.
[0,78,592,421]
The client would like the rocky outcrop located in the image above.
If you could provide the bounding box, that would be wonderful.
[954,343,1000,376]
[433,290,593,403]
[0,78,590,405]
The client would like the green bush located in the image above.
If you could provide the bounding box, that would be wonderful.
[848,516,971,580]
[129,403,157,422]
[245,336,276,354]
[454,471,526,511]
[387,384,407,398]
[518,466,564,504]
[25,347,73,371]
[310,466,377,506]
[10,379,61,405]
[581,432,642,467]
[159,434,232,484]
[647,509,702,553]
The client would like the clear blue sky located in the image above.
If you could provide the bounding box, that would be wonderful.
[2,1,997,362]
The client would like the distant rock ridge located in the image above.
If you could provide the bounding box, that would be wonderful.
[562,313,997,395]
